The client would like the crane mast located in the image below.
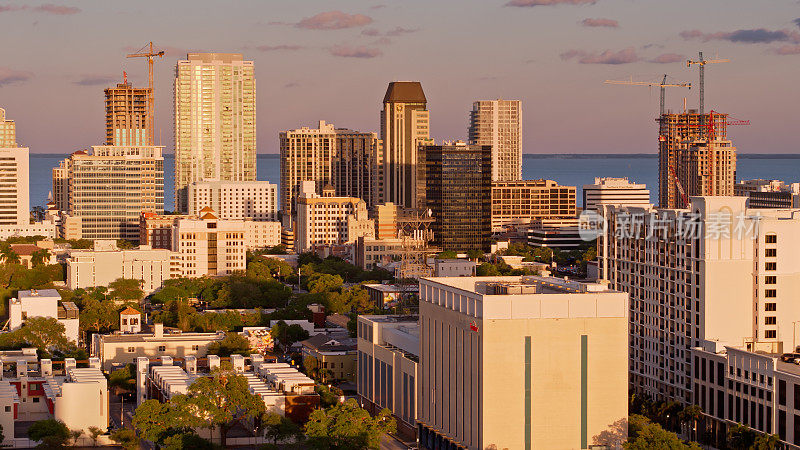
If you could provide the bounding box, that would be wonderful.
[126,42,164,146]
[686,51,729,115]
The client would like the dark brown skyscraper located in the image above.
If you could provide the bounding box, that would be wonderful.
[424,141,492,252]
[380,81,430,209]
[104,81,151,146]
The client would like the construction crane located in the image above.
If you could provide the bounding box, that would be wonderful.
[686,51,729,115]
[127,42,164,146]
[604,75,691,116]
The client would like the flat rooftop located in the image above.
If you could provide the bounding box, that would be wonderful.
[422,276,616,296]
[19,289,60,299]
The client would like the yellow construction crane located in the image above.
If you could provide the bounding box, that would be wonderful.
[686,51,729,115]
[127,42,164,146]
[604,74,692,116]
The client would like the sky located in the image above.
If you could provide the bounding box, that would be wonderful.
[1,0,799,154]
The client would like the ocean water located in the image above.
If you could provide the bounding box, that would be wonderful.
[31,153,800,211]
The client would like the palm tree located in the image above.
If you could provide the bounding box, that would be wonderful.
[0,247,20,265]
[679,404,704,442]
[753,433,780,450]
[30,249,50,267]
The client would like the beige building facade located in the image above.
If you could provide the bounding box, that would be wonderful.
[0,108,29,227]
[172,210,246,277]
[66,246,179,293]
[469,99,522,182]
[174,53,256,213]
[491,180,576,231]
[105,81,150,146]
[417,276,628,450]
[295,183,374,253]
[582,177,651,211]
[188,180,278,221]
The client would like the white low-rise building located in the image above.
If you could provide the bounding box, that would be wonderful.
[296,182,374,253]
[66,245,179,293]
[173,208,246,277]
[188,180,278,222]
[8,289,79,343]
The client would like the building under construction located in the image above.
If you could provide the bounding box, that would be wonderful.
[104,81,151,147]
[658,111,737,208]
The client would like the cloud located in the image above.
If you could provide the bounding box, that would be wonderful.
[256,44,305,52]
[33,4,80,15]
[329,45,382,58]
[506,0,597,6]
[386,26,419,36]
[794,18,800,28]
[0,3,80,14]
[296,11,372,30]
[650,53,684,64]
[73,75,118,86]
[0,67,34,87]
[774,44,800,55]
[680,28,800,44]
[560,47,639,64]
[370,4,386,9]
[580,18,618,28]
[361,28,381,36]
[284,82,301,88]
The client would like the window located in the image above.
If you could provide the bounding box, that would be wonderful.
[766,303,777,311]
[765,248,777,257]
[158,345,166,352]
[766,330,777,339]
[765,289,777,298]
[766,262,777,271]
[766,234,777,244]
[32,397,39,403]
[3,406,8,412]
[780,380,787,405]
[127,347,135,353]
[766,317,777,325]
[191,345,199,351]
[765,276,776,285]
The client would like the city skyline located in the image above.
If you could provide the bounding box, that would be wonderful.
[0,0,798,154]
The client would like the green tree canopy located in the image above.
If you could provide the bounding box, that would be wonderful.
[307,273,344,294]
[625,414,700,450]
[110,428,138,450]
[270,321,310,347]
[262,412,303,444]
[108,278,144,302]
[27,419,70,447]
[14,317,69,352]
[304,399,396,449]
[436,250,458,259]
[207,332,251,357]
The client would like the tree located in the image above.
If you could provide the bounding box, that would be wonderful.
[116,239,136,250]
[16,316,69,352]
[30,249,50,268]
[183,368,267,447]
[262,412,303,445]
[132,398,191,445]
[307,273,344,294]
[28,419,70,448]
[679,405,703,441]
[207,332,251,357]
[110,428,138,450]
[270,321,310,348]
[70,429,84,447]
[753,433,781,450]
[304,398,396,449]
[325,286,371,314]
[0,246,20,265]
[162,431,217,450]
[625,415,700,450]
[108,364,136,393]
[727,423,756,449]
[436,250,458,259]
[476,263,501,277]
[466,249,483,261]
[87,426,103,447]
[108,278,144,302]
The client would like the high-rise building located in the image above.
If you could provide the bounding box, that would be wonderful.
[174,53,256,212]
[416,276,628,449]
[0,108,17,147]
[295,183,374,253]
[658,111,736,208]
[0,108,29,227]
[334,129,380,208]
[187,180,278,221]
[279,121,336,223]
[104,81,150,146]
[582,177,650,211]
[54,146,164,241]
[598,196,800,404]
[491,180,575,231]
[469,99,522,182]
[424,142,492,252]
[380,82,430,209]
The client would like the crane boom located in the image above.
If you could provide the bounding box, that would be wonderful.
[126,42,164,146]
[686,51,729,115]
[604,75,691,116]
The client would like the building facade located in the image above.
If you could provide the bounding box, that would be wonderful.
[357,315,419,439]
[104,81,150,146]
[0,108,16,147]
[417,276,628,450]
[188,180,278,221]
[9,289,79,343]
[582,177,650,211]
[54,146,164,241]
[491,180,575,231]
[381,82,430,209]
[172,209,247,277]
[468,99,522,182]
[0,108,29,227]
[174,53,256,213]
[598,196,800,404]
[334,128,380,208]
[295,183,374,253]
[279,121,336,223]
[66,246,179,294]
[424,142,492,252]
